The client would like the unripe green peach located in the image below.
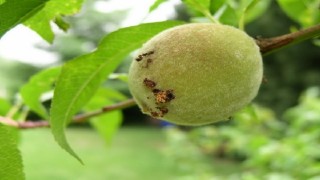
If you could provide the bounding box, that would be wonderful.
[128,23,263,126]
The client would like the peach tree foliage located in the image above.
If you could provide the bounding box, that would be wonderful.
[0,0,319,179]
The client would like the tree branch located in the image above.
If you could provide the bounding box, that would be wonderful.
[257,24,320,55]
[0,99,136,129]
[73,99,136,123]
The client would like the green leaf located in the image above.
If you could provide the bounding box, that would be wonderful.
[0,125,25,180]
[24,0,84,43]
[85,88,126,144]
[0,0,49,38]
[210,0,271,26]
[149,0,167,12]
[277,0,320,27]
[0,0,5,5]
[183,0,212,17]
[183,0,210,10]
[20,67,61,119]
[213,4,238,25]
[244,0,271,23]
[50,20,185,163]
[184,0,221,23]
[91,109,122,144]
[96,88,128,103]
[85,88,127,110]
[210,0,226,10]
[54,16,70,32]
[109,73,129,83]
[0,98,11,116]
[239,0,259,30]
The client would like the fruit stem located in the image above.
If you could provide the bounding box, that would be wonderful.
[256,24,320,55]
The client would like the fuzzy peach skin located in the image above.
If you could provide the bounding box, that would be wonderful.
[128,23,263,126]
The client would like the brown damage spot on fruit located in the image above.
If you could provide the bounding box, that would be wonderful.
[151,111,159,117]
[152,89,160,93]
[143,78,156,88]
[144,86,174,118]
[143,58,153,68]
[142,51,154,56]
[135,50,155,62]
[150,107,169,118]
[135,55,143,61]
[153,89,175,104]
[156,107,169,115]
[141,104,163,118]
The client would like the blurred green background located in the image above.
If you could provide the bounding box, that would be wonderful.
[1,0,320,179]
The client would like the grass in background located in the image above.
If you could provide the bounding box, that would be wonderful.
[20,127,241,180]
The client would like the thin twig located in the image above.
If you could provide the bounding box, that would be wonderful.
[73,99,136,123]
[257,24,320,55]
[0,99,137,129]
[0,116,19,127]
[17,121,50,129]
